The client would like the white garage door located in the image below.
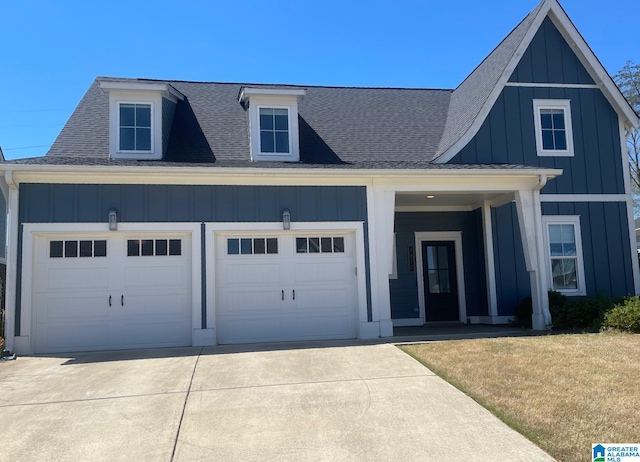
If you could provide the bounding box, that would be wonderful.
[216,232,358,344]
[33,232,192,353]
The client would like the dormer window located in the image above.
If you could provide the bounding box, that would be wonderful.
[259,107,290,154]
[119,103,152,152]
[239,87,305,162]
[99,80,184,160]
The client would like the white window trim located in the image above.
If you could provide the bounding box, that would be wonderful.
[117,101,154,154]
[107,90,163,160]
[245,94,301,162]
[389,233,398,279]
[533,99,574,157]
[542,215,586,296]
[256,105,293,156]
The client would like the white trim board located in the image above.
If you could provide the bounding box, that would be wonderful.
[541,215,587,296]
[540,194,629,202]
[505,82,598,89]
[414,232,467,324]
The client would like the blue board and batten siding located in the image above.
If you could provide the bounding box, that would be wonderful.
[491,202,634,314]
[15,184,370,335]
[390,211,488,320]
[509,17,594,85]
[450,17,625,195]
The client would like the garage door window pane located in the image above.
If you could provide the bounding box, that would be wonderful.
[333,237,345,253]
[267,238,278,254]
[65,241,78,258]
[254,238,266,254]
[321,237,332,253]
[94,240,107,257]
[50,241,63,258]
[309,238,320,253]
[296,238,307,253]
[79,240,93,257]
[141,239,153,256]
[227,238,239,255]
[156,240,168,256]
[169,239,182,256]
[128,240,140,256]
[240,238,252,255]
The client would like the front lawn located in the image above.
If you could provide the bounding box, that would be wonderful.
[400,333,640,462]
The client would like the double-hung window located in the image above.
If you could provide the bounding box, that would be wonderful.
[119,103,152,152]
[259,107,290,154]
[543,216,586,295]
[533,100,574,157]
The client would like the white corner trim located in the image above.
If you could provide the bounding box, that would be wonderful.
[3,176,18,353]
[620,115,632,196]
[414,231,467,323]
[540,194,628,202]
[541,215,587,296]
[504,82,598,89]
[625,198,640,294]
[533,99,574,157]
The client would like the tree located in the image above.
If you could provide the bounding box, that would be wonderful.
[614,61,640,215]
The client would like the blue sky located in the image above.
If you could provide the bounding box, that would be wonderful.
[0,0,636,160]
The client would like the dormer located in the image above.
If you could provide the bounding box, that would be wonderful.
[239,87,306,162]
[99,80,184,160]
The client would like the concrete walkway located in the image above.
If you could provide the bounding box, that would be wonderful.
[0,342,554,462]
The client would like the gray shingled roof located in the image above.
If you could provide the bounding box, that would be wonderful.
[434,1,545,159]
[38,0,547,168]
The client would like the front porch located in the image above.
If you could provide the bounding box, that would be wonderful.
[366,168,561,337]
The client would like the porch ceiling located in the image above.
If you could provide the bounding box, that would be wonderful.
[395,191,512,210]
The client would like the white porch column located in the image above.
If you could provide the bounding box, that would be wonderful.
[481,201,498,319]
[366,185,395,338]
[514,189,551,330]
[3,172,19,352]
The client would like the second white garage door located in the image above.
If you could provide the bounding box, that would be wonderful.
[215,232,359,344]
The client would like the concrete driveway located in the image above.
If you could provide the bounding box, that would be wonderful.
[0,342,554,462]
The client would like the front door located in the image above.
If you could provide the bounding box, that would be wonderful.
[422,241,459,322]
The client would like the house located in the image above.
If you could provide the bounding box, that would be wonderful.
[1,0,638,355]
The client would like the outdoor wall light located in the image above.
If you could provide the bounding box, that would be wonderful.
[282,209,291,230]
[108,208,118,231]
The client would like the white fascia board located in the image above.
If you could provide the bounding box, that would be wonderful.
[99,80,185,102]
[3,164,562,189]
[546,3,639,129]
[239,87,306,102]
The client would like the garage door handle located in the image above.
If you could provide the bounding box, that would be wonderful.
[292,289,295,300]
[121,295,124,306]
[109,295,111,307]
[281,290,284,301]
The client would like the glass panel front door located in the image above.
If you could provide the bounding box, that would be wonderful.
[423,241,459,322]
